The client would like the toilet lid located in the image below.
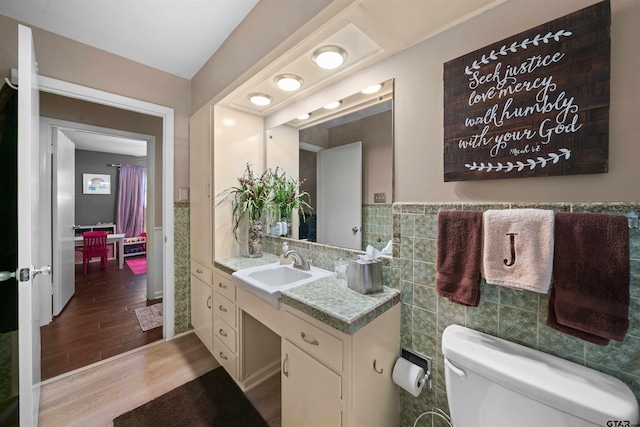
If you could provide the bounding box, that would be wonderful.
[442,325,639,425]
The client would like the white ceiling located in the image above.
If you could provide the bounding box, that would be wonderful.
[0,0,258,79]
[63,129,147,157]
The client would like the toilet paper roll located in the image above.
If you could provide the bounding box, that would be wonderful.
[392,357,426,397]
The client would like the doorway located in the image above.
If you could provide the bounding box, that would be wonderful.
[40,119,163,380]
[35,75,176,380]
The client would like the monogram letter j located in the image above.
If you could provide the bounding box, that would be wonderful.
[503,233,518,266]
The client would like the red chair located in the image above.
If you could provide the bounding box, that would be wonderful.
[83,231,108,274]
[141,231,146,251]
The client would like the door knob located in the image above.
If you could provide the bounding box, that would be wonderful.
[352,226,359,234]
[0,271,16,282]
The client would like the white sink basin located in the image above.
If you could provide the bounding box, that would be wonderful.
[232,262,331,308]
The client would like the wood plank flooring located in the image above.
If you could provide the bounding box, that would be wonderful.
[38,332,282,427]
[39,333,218,427]
[40,257,162,380]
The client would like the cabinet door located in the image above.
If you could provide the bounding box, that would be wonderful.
[190,274,213,350]
[282,339,342,427]
[189,105,212,264]
[352,305,400,426]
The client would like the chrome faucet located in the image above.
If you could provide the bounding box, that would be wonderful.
[284,250,311,271]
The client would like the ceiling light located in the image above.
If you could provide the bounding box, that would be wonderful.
[248,93,272,106]
[312,46,347,70]
[323,101,341,110]
[274,74,303,92]
[297,113,310,120]
[361,84,382,94]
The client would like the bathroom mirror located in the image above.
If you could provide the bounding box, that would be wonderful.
[266,79,394,252]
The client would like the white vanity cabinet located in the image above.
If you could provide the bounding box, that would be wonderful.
[190,261,213,351]
[212,269,239,379]
[281,304,400,427]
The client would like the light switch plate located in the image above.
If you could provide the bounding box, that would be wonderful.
[179,187,190,202]
[374,192,386,203]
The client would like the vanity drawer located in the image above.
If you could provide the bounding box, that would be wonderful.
[284,311,343,373]
[214,293,237,328]
[214,314,237,353]
[214,336,237,378]
[213,271,235,301]
[191,261,212,286]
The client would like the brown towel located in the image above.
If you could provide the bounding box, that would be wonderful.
[436,210,483,307]
[547,287,609,345]
[547,212,630,344]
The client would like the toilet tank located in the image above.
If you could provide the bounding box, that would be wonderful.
[442,325,639,427]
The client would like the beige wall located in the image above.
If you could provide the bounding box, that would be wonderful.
[41,93,164,226]
[328,111,393,204]
[0,14,191,202]
[297,110,393,205]
[390,0,639,202]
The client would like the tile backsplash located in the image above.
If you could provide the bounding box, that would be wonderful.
[362,204,393,252]
[393,202,640,427]
[174,202,191,335]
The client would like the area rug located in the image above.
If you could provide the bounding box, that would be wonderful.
[134,303,163,331]
[113,367,268,427]
[125,257,146,275]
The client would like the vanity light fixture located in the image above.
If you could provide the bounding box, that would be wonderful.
[274,74,304,92]
[312,46,347,70]
[361,84,382,94]
[296,113,310,120]
[248,93,272,106]
[323,100,341,110]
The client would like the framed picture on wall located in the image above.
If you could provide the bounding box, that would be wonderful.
[83,173,111,194]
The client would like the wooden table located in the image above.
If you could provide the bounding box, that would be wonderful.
[74,233,125,269]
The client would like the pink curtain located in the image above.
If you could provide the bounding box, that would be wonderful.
[116,165,146,237]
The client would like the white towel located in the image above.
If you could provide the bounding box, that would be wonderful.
[482,209,554,293]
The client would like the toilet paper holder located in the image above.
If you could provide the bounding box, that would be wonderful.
[401,347,432,391]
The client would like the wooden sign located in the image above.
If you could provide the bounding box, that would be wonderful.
[443,1,610,182]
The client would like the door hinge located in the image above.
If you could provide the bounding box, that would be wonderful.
[340,398,344,412]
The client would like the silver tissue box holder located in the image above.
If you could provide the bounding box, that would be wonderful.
[347,258,383,294]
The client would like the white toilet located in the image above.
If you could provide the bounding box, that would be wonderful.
[442,325,639,427]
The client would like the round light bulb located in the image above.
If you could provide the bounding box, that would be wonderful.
[275,74,303,92]
[312,46,347,70]
[361,84,382,94]
[248,93,272,106]
[323,101,341,110]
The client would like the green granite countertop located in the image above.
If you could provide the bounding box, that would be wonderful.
[214,256,401,335]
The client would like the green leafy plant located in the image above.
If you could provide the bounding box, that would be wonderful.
[217,163,273,239]
[217,163,312,239]
[270,167,312,222]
